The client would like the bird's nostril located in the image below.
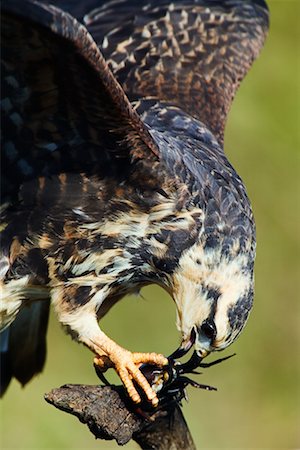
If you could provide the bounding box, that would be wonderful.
[200,320,217,343]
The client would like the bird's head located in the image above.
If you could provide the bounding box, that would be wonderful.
[170,238,254,359]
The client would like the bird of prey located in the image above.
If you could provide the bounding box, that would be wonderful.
[0,0,269,406]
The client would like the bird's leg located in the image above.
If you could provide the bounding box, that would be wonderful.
[56,308,167,406]
[90,332,168,406]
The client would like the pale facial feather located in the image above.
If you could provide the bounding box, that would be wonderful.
[172,239,252,350]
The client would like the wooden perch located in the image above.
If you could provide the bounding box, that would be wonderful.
[45,384,196,449]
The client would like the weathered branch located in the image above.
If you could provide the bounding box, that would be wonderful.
[45,384,196,449]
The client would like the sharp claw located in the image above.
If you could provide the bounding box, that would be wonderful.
[93,355,112,371]
[94,364,111,386]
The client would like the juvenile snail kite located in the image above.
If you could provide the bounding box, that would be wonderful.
[0,0,269,405]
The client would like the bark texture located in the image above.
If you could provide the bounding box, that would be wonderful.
[45,383,196,449]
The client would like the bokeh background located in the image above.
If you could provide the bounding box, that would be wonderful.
[1,0,299,448]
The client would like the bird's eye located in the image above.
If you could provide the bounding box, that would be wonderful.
[200,320,217,343]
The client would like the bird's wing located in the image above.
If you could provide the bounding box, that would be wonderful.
[53,0,269,146]
[1,0,159,201]
[0,301,50,396]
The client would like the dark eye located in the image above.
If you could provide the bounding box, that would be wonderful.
[200,320,217,343]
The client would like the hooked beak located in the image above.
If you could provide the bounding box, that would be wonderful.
[169,327,210,361]
[168,327,197,360]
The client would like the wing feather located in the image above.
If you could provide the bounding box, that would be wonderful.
[70,0,269,145]
[1,0,159,200]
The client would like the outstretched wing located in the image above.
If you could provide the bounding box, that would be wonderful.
[53,0,269,146]
[1,0,159,201]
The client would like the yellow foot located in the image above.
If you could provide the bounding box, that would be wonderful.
[94,351,168,406]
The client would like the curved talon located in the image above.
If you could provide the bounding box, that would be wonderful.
[94,362,111,386]
[94,350,167,406]
[93,355,112,371]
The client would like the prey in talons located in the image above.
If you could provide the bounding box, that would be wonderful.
[94,342,235,413]
[138,351,235,411]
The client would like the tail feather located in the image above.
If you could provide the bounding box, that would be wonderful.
[0,301,50,396]
[0,328,12,395]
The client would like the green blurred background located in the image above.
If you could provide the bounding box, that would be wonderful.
[1,1,299,448]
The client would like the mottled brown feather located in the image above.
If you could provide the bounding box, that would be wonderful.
[0,0,268,396]
[1,0,159,199]
[81,0,269,144]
